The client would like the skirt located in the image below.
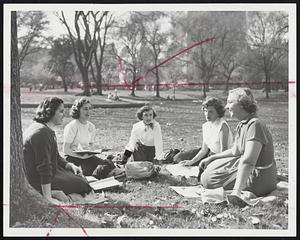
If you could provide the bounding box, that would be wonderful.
[133,142,155,162]
[31,165,92,196]
[66,155,103,176]
[51,165,92,195]
[200,156,277,197]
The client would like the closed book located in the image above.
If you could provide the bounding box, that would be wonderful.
[89,177,122,191]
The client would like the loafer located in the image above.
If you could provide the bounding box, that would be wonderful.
[227,194,249,208]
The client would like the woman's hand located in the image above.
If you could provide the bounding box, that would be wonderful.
[66,162,83,175]
[180,160,194,166]
[230,189,241,197]
[199,156,213,170]
[80,153,92,159]
[47,197,63,205]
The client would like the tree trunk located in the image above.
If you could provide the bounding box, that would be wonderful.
[202,78,207,98]
[155,68,160,98]
[203,84,207,98]
[225,76,230,93]
[81,67,91,96]
[10,11,56,226]
[96,71,103,95]
[265,72,270,99]
[61,75,68,92]
[130,71,136,96]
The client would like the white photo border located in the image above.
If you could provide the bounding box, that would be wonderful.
[3,3,297,237]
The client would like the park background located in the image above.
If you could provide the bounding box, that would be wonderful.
[4,4,297,236]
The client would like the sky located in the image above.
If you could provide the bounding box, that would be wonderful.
[44,11,131,38]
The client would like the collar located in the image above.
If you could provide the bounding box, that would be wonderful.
[144,122,154,130]
[240,113,257,125]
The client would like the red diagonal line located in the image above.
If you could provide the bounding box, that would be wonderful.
[46,210,61,238]
[132,37,216,86]
[58,207,89,237]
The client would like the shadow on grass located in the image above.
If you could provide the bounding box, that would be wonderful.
[150,168,199,187]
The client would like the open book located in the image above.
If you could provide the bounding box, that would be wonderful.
[89,176,123,191]
[74,148,111,156]
[85,176,98,183]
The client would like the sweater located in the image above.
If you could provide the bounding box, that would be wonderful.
[23,122,68,190]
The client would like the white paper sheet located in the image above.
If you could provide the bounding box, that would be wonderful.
[166,164,199,177]
[169,186,203,198]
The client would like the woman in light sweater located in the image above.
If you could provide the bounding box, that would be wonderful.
[63,98,114,178]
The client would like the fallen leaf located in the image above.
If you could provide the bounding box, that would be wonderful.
[117,214,128,228]
[272,224,282,229]
[241,205,250,211]
[191,208,197,214]
[211,216,217,222]
[146,212,157,220]
[252,212,264,217]
[249,216,260,225]
[216,214,223,219]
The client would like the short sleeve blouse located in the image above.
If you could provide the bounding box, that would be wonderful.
[232,115,274,167]
[63,119,96,151]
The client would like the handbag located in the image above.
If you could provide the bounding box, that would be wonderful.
[164,148,180,164]
[125,161,158,179]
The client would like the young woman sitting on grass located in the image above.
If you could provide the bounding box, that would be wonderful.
[120,105,164,164]
[177,96,233,166]
[23,97,92,205]
[199,88,278,206]
[63,98,115,179]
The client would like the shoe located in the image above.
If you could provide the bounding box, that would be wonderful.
[227,194,249,208]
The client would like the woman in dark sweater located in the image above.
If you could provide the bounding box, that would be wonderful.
[23,97,92,204]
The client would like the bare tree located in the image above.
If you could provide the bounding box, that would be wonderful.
[115,12,146,96]
[59,11,103,96]
[172,11,248,97]
[247,11,288,98]
[17,11,49,67]
[175,12,220,98]
[92,12,114,95]
[138,12,168,97]
[217,25,246,92]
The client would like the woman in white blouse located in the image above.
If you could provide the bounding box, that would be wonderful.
[63,98,113,177]
[120,105,164,164]
[179,97,233,166]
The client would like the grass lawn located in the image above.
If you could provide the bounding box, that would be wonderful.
[18,89,289,230]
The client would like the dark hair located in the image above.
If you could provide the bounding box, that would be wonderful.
[229,88,258,114]
[136,105,157,120]
[33,97,64,123]
[202,96,226,117]
[70,97,91,119]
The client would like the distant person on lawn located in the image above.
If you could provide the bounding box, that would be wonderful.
[23,97,92,204]
[120,105,164,164]
[199,88,277,206]
[177,97,233,166]
[63,98,115,179]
